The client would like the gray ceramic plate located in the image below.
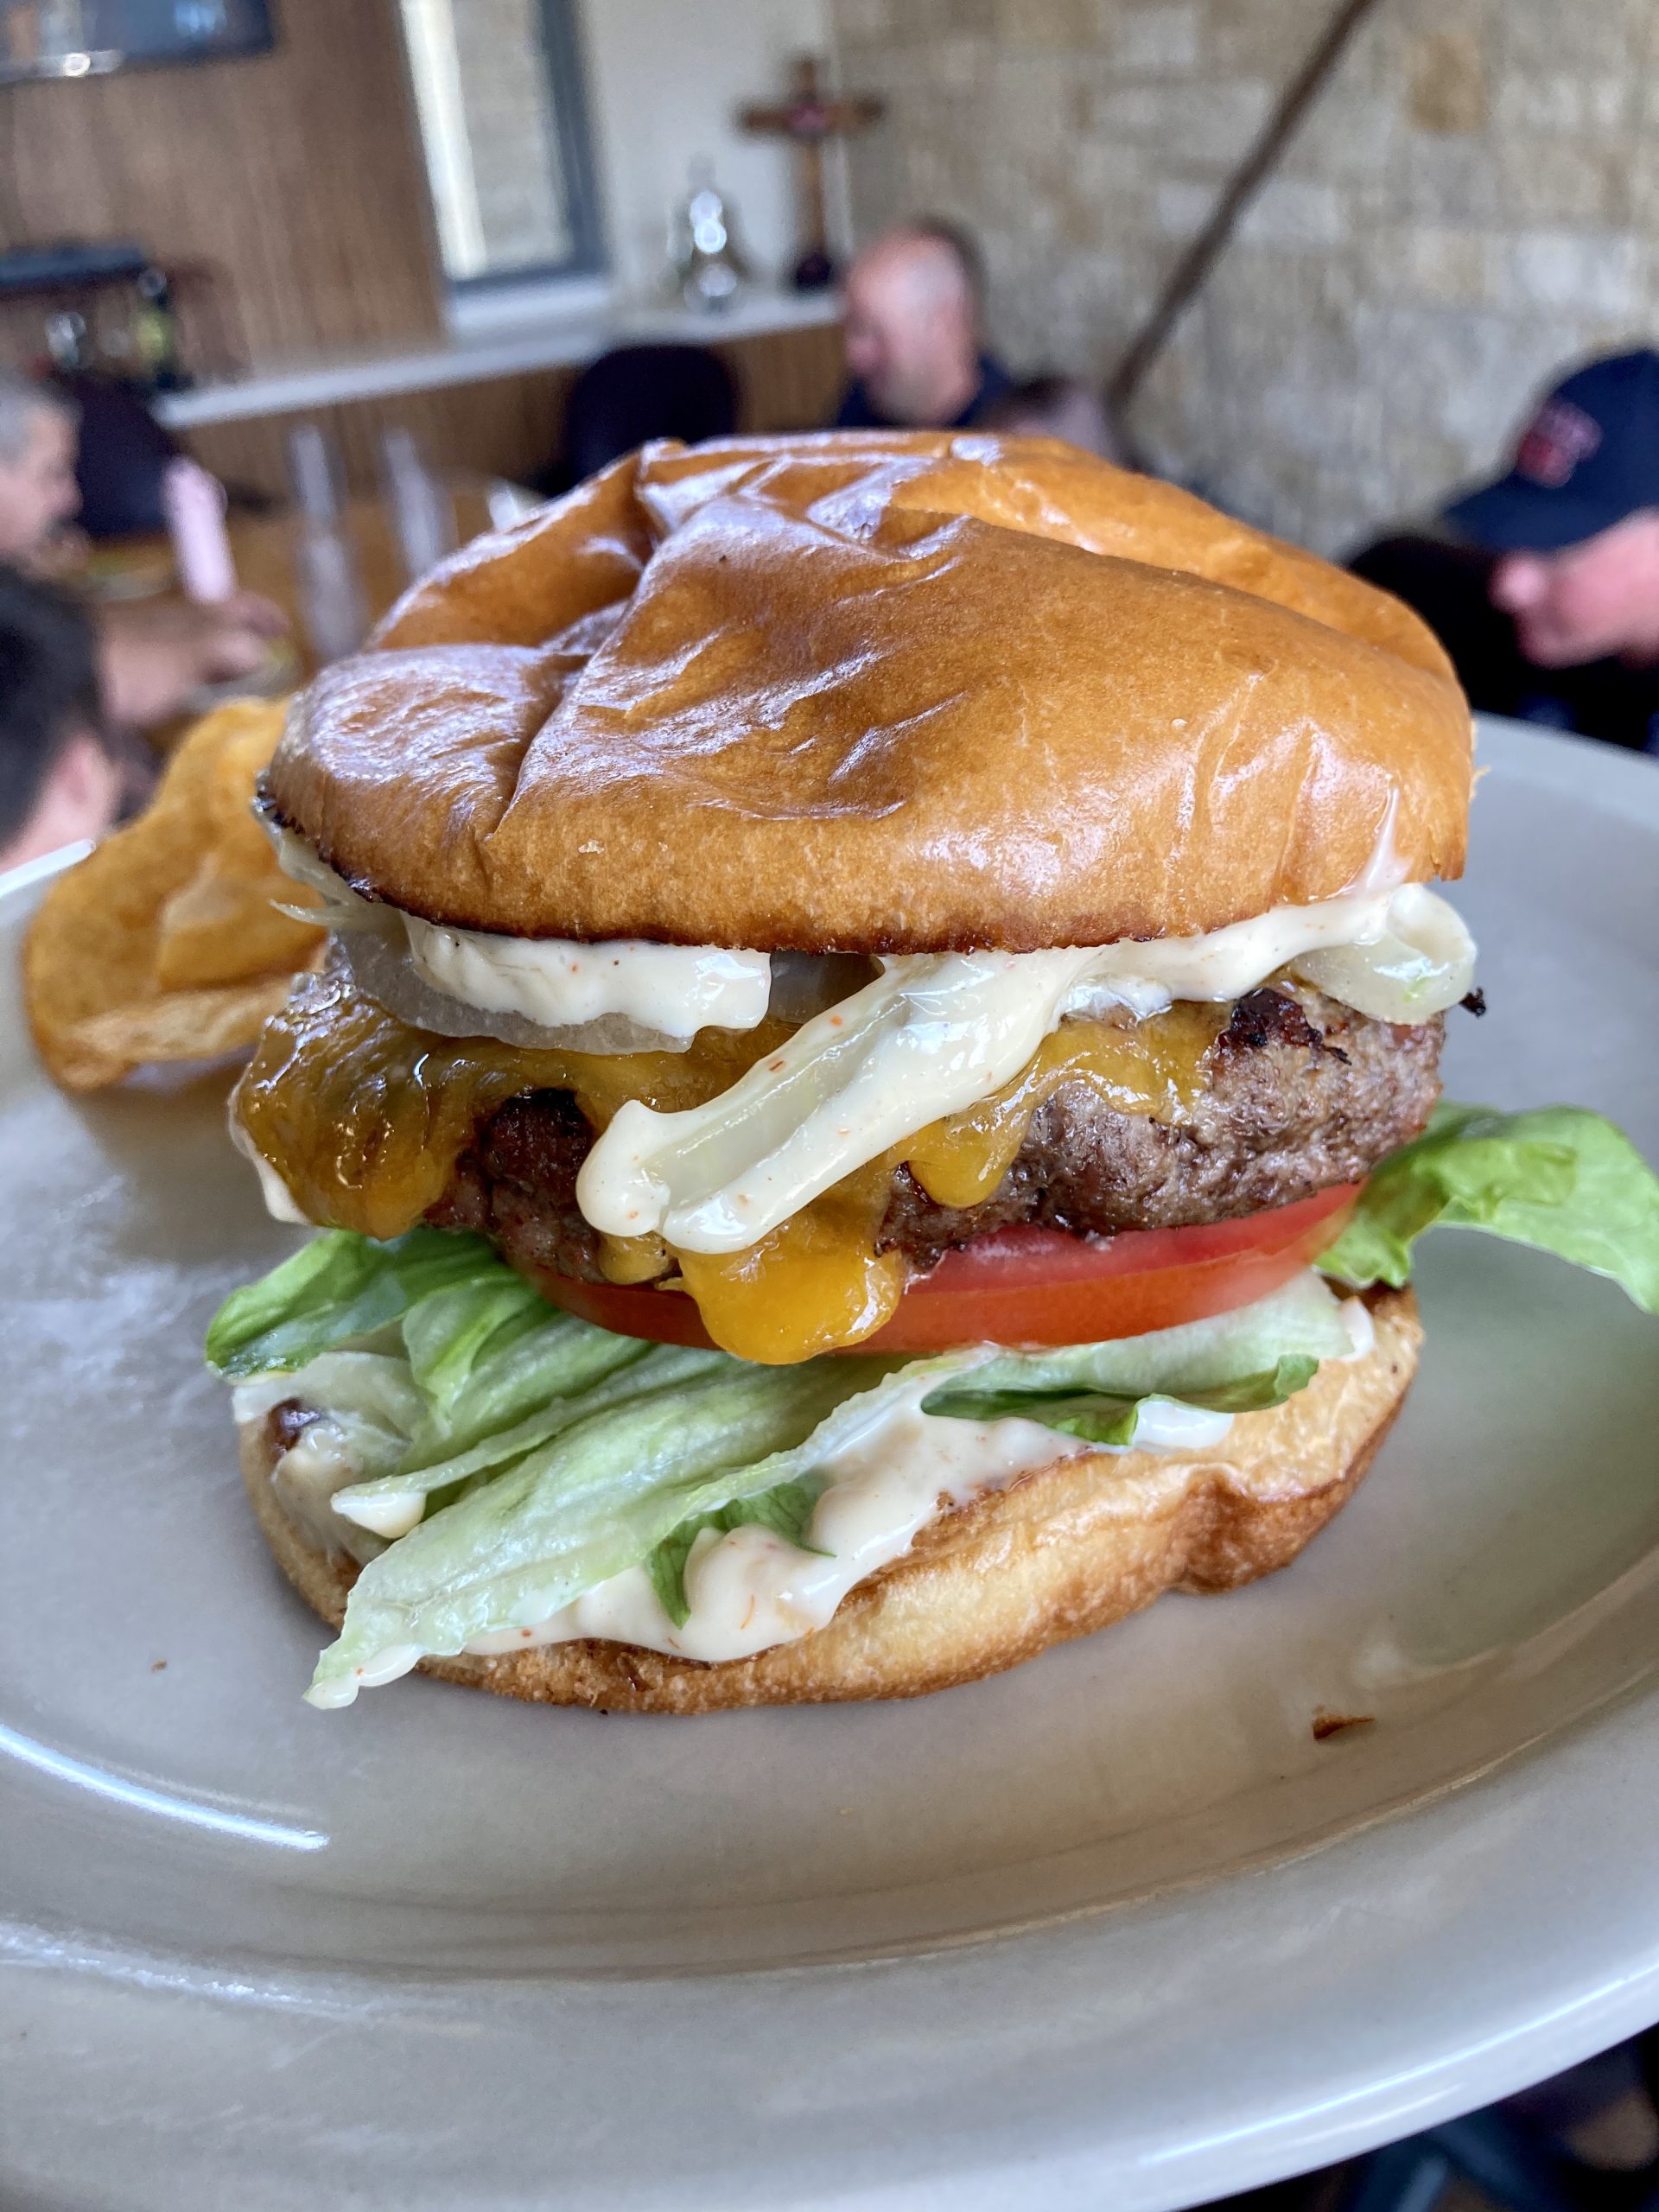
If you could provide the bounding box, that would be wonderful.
[3,721,1658,2212]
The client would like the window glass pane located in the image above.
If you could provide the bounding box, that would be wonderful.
[399,0,591,283]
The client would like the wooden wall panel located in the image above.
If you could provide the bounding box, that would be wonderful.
[182,321,849,502]
[712,321,848,435]
[0,0,442,371]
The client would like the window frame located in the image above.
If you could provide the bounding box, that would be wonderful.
[410,0,607,300]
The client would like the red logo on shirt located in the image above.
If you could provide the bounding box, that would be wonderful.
[1515,398,1602,487]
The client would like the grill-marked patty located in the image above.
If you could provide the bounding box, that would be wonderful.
[429,982,1443,1286]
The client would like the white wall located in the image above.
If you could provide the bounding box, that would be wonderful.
[576,0,836,300]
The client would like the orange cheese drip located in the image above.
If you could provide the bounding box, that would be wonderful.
[674,1158,909,1363]
[233,963,1229,1362]
[232,960,793,1243]
[905,999,1227,1210]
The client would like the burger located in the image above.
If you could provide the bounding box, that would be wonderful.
[205,433,1659,1712]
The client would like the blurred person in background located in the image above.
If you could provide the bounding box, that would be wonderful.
[980,374,1142,468]
[0,563,121,874]
[0,368,288,734]
[1351,349,1659,752]
[836,222,1013,431]
[0,371,80,563]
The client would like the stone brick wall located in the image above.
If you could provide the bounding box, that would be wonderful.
[828,0,1659,554]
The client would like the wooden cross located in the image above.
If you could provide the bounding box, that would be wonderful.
[740,56,885,291]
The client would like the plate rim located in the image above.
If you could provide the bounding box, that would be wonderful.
[5,719,1659,2211]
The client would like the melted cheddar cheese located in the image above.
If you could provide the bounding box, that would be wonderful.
[233,963,1229,1362]
[905,1001,1225,1210]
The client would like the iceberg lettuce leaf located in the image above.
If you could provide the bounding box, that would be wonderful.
[307,1356,881,1703]
[206,1227,502,1379]
[333,1343,721,1529]
[433,1301,645,1452]
[210,1237,1376,1707]
[925,1274,1353,1407]
[399,1276,548,1415]
[925,1353,1321,1441]
[1319,1103,1659,1312]
[229,1350,429,1439]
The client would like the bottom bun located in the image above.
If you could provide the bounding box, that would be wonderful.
[243,1289,1421,1714]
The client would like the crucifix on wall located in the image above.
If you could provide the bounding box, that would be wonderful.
[740,56,884,291]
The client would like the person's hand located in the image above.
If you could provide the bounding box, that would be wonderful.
[1490,511,1659,668]
[99,592,289,730]
[28,524,92,582]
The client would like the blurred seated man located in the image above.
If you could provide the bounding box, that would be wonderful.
[0,370,81,564]
[0,368,287,734]
[0,564,121,874]
[980,374,1142,468]
[836,221,1012,431]
[1350,350,1659,751]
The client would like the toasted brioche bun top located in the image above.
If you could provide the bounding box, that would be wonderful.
[269,433,1471,952]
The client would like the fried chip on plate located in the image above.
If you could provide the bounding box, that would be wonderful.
[23,698,325,1091]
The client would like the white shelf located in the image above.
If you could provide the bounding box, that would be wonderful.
[156,289,842,430]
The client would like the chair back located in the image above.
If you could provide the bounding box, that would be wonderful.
[559,345,738,486]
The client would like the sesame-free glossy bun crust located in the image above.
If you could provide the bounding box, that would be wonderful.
[268,435,1471,952]
[243,1288,1419,1715]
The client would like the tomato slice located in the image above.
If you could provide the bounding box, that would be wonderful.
[525,1184,1360,1355]
[860,1184,1359,1351]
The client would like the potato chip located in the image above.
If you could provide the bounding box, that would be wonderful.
[24,697,326,1091]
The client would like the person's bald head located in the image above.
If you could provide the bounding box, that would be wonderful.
[842,222,985,428]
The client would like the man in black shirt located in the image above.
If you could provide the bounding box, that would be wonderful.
[1351,350,1659,751]
[835,222,1013,433]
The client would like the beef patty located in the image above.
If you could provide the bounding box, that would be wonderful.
[429,982,1443,1285]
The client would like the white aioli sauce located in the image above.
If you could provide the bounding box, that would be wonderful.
[299,1376,1237,1700]
[230,1110,310,1224]
[272,823,1469,1059]
[1336,1294,1376,1362]
[576,886,1471,1255]
[271,825,771,1043]
[260,1416,386,1563]
[404,917,772,1041]
[334,1486,425,1542]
